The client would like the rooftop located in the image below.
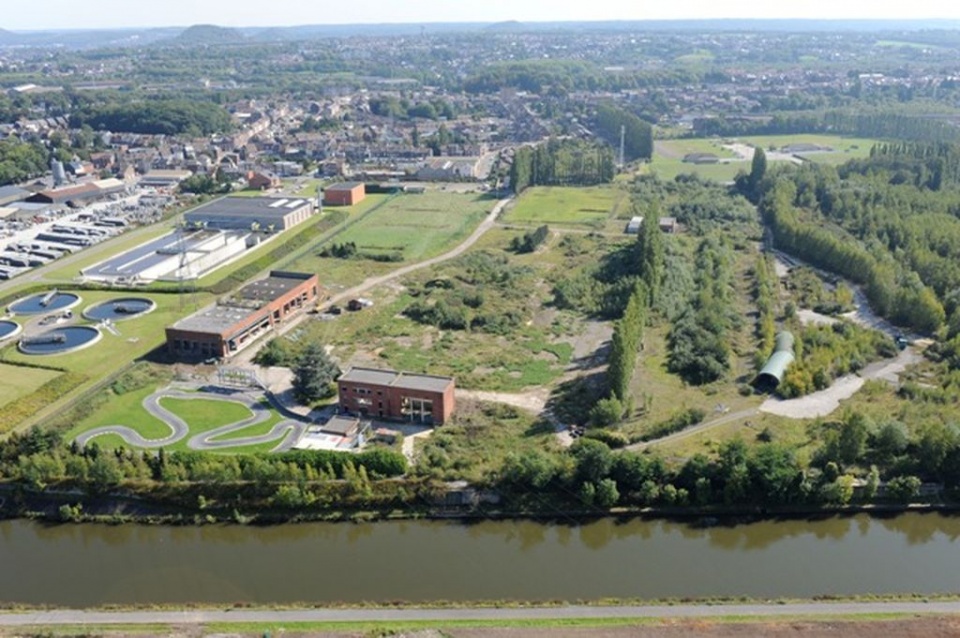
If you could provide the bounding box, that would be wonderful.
[236,271,314,303]
[321,415,361,437]
[170,303,266,336]
[325,181,364,191]
[185,196,312,220]
[339,366,454,393]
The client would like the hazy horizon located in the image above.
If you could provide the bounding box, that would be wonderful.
[5,0,960,31]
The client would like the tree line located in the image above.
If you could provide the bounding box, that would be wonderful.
[510,138,615,194]
[694,110,960,143]
[591,104,653,162]
[756,176,946,334]
[71,99,234,136]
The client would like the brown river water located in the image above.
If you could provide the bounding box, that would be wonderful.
[1,513,959,606]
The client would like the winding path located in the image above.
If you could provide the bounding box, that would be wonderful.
[75,389,308,452]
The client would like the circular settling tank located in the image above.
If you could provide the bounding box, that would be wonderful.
[83,297,157,322]
[8,291,81,316]
[0,320,21,341]
[18,326,101,355]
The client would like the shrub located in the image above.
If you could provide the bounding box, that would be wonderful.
[583,428,629,449]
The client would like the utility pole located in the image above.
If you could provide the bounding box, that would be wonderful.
[619,124,626,169]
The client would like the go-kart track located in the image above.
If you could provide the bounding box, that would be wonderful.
[74,388,308,452]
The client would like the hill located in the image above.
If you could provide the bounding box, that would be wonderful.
[171,24,244,45]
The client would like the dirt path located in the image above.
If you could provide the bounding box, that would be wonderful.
[324,197,510,308]
[232,197,511,366]
[628,408,759,451]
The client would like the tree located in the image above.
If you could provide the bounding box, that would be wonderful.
[292,343,341,404]
[886,475,922,502]
[570,439,614,484]
[594,478,620,507]
[749,146,767,194]
[589,396,623,427]
[636,208,665,307]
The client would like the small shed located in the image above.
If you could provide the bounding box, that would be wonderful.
[625,216,643,234]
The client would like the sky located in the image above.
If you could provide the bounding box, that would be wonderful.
[7,0,960,31]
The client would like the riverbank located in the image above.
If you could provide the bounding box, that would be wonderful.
[1,481,957,526]
[3,602,960,637]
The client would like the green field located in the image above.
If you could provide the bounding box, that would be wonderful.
[646,158,747,183]
[282,191,493,289]
[740,134,877,162]
[327,191,491,260]
[503,186,629,228]
[0,363,62,409]
[648,135,880,182]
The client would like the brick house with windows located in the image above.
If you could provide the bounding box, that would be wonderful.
[337,367,455,425]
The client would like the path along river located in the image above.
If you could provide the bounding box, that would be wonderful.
[2,512,960,606]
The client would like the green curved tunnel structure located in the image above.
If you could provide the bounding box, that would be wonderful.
[754,331,795,390]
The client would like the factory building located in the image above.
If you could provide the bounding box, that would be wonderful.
[165,271,321,360]
[184,196,314,233]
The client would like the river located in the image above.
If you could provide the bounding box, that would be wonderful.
[2,513,960,606]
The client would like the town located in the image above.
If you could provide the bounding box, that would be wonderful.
[4,14,960,631]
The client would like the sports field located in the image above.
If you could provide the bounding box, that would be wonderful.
[502,186,629,228]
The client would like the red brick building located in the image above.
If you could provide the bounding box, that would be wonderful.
[323,182,366,206]
[337,367,455,425]
[165,271,320,360]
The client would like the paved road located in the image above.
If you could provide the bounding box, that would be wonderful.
[1,601,959,626]
[75,387,307,451]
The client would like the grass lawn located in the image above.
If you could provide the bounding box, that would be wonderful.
[503,186,629,228]
[654,139,738,160]
[645,158,746,183]
[0,363,62,409]
[159,396,254,451]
